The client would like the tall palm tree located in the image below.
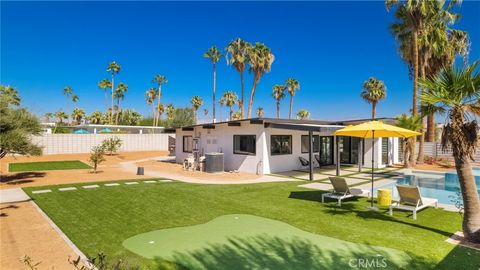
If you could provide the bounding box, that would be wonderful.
[247,43,275,118]
[220,91,239,120]
[395,114,422,168]
[226,38,252,119]
[386,0,431,117]
[145,88,157,127]
[297,109,310,120]
[89,111,103,124]
[166,103,175,121]
[63,86,74,112]
[232,111,242,120]
[98,78,112,112]
[44,112,53,122]
[203,108,209,120]
[71,94,79,104]
[191,96,203,124]
[71,108,85,125]
[360,77,387,120]
[203,46,222,122]
[156,103,165,126]
[106,61,121,124]
[256,107,264,118]
[420,62,480,243]
[285,78,300,119]
[114,83,128,125]
[0,85,21,106]
[272,84,286,119]
[152,74,168,126]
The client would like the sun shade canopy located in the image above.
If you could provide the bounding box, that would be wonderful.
[334,121,421,138]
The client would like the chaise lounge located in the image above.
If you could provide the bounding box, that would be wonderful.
[389,185,438,220]
[322,177,370,206]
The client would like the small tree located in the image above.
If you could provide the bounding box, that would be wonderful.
[101,137,122,155]
[89,145,106,173]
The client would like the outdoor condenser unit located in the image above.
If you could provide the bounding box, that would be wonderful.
[205,153,224,173]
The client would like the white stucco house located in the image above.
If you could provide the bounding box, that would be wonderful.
[175,118,401,177]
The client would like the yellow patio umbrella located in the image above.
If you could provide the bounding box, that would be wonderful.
[334,121,421,209]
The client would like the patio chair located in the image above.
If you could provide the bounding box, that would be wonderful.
[389,185,438,220]
[322,177,370,206]
[299,156,310,169]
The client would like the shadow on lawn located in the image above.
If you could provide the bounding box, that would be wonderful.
[289,190,453,238]
[0,171,45,185]
[154,235,411,270]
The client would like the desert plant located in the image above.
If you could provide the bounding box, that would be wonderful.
[20,255,41,270]
[89,145,106,173]
[101,137,122,155]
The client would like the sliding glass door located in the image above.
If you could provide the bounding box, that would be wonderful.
[338,136,363,164]
[319,136,334,165]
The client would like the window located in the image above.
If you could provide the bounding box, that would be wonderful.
[183,136,193,153]
[382,138,389,165]
[233,135,256,155]
[271,135,292,155]
[301,135,320,153]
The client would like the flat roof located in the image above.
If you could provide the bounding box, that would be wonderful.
[177,117,396,130]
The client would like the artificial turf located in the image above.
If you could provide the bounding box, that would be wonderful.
[25,180,480,269]
[9,160,91,172]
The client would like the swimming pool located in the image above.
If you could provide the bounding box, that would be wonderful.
[375,168,480,205]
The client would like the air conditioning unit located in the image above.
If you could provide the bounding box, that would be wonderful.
[205,153,224,173]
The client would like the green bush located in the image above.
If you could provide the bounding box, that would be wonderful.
[101,137,122,155]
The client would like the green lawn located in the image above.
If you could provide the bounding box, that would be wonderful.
[25,180,480,269]
[9,160,91,172]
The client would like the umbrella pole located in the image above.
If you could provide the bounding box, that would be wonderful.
[371,131,375,209]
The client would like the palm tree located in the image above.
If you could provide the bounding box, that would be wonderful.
[256,107,264,118]
[395,114,422,168]
[106,61,121,124]
[54,110,68,124]
[421,62,480,243]
[191,96,203,124]
[232,111,242,120]
[44,112,53,122]
[98,78,112,112]
[152,74,168,126]
[71,94,79,103]
[247,42,275,118]
[71,108,85,125]
[156,103,165,125]
[63,86,74,112]
[114,83,128,125]
[297,109,310,120]
[0,85,21,106]
[386,0,432,117]
[285,78,300,119]
[203,108,209,120]
[226,38,252,119]
[220,91,239,120]
[89,111,103,124]
[166,103,175,121]
[203,46,222,122]
[272,84,286,119]
[360,77,387,120]
[145,88,157,126]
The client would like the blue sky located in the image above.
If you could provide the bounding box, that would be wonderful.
[2,1,479,121]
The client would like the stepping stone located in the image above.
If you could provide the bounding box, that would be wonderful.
[105,183,120,187]
[143,180,157,184]
[32,189,52,194]
[59,187,77,192]
[125,182,139,185]
[159,180,173,183]
[83,185,99,189]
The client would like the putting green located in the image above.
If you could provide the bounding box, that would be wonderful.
[123,214,411,269]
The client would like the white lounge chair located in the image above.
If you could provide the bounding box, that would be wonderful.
[321,177,370,206]
[389,185,438,220]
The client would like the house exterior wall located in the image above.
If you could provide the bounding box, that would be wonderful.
[175,122,265,174]
[175,123,400,173]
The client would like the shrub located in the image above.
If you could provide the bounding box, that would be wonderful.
[89,145,106,173]
[101,137,122,155]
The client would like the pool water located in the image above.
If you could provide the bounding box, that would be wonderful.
[375,168,480,205]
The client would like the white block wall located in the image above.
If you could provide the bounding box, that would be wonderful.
[32,134,174,155]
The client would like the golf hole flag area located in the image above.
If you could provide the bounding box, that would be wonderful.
[8,160,91,172]
[123,214,410,269]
